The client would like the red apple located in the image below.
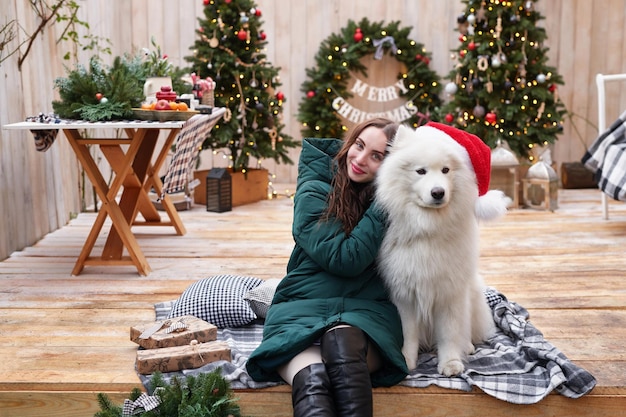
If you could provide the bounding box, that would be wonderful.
[154,99,172,111]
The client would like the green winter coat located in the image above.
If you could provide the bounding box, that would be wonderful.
[246,138,408,387]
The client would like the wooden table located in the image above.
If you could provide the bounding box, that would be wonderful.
[4,109,225,275]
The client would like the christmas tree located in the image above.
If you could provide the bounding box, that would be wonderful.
[185,0,298,172]
[440,0,566,161]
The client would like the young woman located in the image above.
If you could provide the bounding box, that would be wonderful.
[246,118,408,417]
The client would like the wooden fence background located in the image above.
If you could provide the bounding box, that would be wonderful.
[2,0,626,261]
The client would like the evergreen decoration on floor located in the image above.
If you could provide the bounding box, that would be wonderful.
[439,0,566,160]
[297,18,441,140]
[185,0,298,172]
[94,370,242,417]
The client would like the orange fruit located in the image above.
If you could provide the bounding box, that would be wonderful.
[177,102,188,111]
[150,102,157,110]
[169,101,178,111]
[141,102,151,110]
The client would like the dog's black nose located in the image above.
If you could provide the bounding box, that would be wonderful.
[431,187,445,201]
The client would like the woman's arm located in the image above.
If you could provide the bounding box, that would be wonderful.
[292,181,386,277]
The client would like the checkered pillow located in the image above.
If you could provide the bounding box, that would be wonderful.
[167,275,264,328]
[244,278,282,318]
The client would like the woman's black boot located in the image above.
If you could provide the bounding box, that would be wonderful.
[291,363,337,417]
[321,327,373,417]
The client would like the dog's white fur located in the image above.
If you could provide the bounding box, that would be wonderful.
[375,124,508,376]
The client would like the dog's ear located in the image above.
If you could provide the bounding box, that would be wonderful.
[390,124,413,150]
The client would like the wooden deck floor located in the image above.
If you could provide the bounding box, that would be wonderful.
[0,188,625,417]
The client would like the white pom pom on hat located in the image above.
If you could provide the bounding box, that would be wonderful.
[425,121,510,220]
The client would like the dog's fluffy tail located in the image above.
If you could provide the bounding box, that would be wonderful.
[476,190,511,221]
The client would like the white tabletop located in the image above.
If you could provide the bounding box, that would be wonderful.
[3,108,226,131]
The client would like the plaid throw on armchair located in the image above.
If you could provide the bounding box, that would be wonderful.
[582,109,626,201]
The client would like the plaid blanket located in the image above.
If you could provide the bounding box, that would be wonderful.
[582,109,626,201]
[143,289,596,404]
[161,111,224,197]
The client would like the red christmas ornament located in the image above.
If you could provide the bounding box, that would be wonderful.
[203,0,209,5]
[459,34,466,42]
[548,84,557,92]
[307,90,315,98]
[276,91,285,101]
[459,50,466,58]
[259,31,267,40]
[485,112,497,125]
[237,30,248,41]
[255,9,262,16]
[445,113,454,123]
[95,93,103,101]
[468,41,476,51]
[225,0,231,3]
[353,28,363,42]
[415,54,429,65]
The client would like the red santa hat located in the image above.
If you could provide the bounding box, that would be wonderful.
[425,121,510,220]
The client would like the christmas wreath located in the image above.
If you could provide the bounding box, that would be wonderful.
[298,18,442,139]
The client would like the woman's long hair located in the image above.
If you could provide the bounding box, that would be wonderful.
[323,118,398,234]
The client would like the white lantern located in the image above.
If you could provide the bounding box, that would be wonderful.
[490,141,520,208]
[522,160,559,211]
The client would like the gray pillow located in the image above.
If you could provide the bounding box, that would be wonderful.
[168,275,263,328]
[243,278,282,318]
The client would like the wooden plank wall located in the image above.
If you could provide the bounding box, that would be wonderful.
[2,0,626,261]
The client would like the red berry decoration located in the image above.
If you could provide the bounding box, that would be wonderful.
[445,113,454,123]
[237,30,248,41]
[95,93,103,101]
[276,91,285,101]
[307,90,315,99]
[485,112,497,125]
[353,28,363,42]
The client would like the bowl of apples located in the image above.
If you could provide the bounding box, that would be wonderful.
[133,99,199,121]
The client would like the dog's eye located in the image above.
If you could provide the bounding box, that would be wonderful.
[442,167,450,174]
[416,168,426,175]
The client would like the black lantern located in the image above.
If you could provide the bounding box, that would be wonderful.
[206,168,232,212]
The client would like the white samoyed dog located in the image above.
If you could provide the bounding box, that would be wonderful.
[375,123,510,376]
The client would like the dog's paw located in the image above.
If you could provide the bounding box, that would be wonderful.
[402,349,418,371]
[438,359,464,377]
